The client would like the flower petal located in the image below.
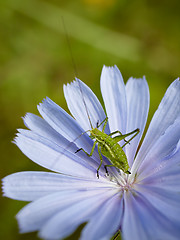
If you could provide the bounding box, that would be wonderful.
[80,193,123,240]
[125,77,149,166]
[139,146,180,191]
[134,78,180,173]
[64,79,109,133]
[122,191,180,240]
[37,97,95,154]
[23,112,103,165]
[2,171,115,201]
[23,113,70,149]
[15,130,99,178]
[100,65,127,134]
[16,189,113,233]
[135,184,180,225]
[38,189,118,240]
[136,116,180,179]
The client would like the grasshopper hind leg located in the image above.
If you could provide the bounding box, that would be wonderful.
[104,165,109,176]
[112,230,121,240]
[104,164,115,176]
[97,145,103,178]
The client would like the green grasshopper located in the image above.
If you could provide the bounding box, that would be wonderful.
[62,21,140,178]
[75,110,139,178]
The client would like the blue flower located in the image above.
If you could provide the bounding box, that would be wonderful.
[2,66,180,240]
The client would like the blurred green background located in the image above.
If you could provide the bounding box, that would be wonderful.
[0,0,180,239]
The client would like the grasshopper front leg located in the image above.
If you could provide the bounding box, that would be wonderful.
[96,117,108,132]
[75,141,102,178]
[75,140,97,156]
[96,144,104,178]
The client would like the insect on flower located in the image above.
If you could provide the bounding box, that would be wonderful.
[74,79,140,178]
[2,66,180,240]
[61,20,139,178]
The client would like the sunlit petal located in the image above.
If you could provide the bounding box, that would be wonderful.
[64,79,109,133]
[125,77,149,166]
[2,171,114,201]
[101,65,127,134]
[80,193,123,240]
[38,190,118,240]
[134,78,180,173]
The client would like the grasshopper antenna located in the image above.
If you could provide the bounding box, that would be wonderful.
[61,16,78,78]
[76,79,93,129]
[62,16,93,129]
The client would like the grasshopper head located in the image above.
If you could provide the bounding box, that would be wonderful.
[89,128,98,140]
[89,134,95,140]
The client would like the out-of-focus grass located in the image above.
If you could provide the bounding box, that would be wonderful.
[0,0,180,239]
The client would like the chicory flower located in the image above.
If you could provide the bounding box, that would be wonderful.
[2,66,180,240]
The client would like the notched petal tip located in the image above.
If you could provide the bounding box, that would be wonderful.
[12,135,19,145]
[1,190,9,198]
[37,97,58,117]
[1,175,14,199]
[127,76,147,82]
[74,77,80,82]
[22,112,33,123]
[101,65,110,74]
[101,65,123,82]
[22,114,31,129]
[13,133,27,149]
[38,97,52,107]
[102,65,119,73]
[64,78,82,87]
[63,80,76,95]
[1,177,6,193]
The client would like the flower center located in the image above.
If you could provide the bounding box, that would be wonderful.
[113,172,136,192]
[121,181,133,192]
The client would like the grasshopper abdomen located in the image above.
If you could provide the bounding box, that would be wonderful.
[90,127,131,175]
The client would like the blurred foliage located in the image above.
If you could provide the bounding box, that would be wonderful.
[0,0,180,239]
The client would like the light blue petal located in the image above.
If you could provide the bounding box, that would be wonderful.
[64,79,109,133]
[38,189,118,240]
[23,112,103,166]
[100,65,127,134]
[24,108,105,167]
[123,191,180,240]
[135,184,180,225]
[125,77,149,166]
[15,130,100,178]
[136,116,180,179]
[80,193,123,240]
[139,147,180,191]
[2,171,115,201]
[122,192,148,240]
[37,97,96,154]
[23,113,70,149]
[133,79,180,173]
[16,189,113,233]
